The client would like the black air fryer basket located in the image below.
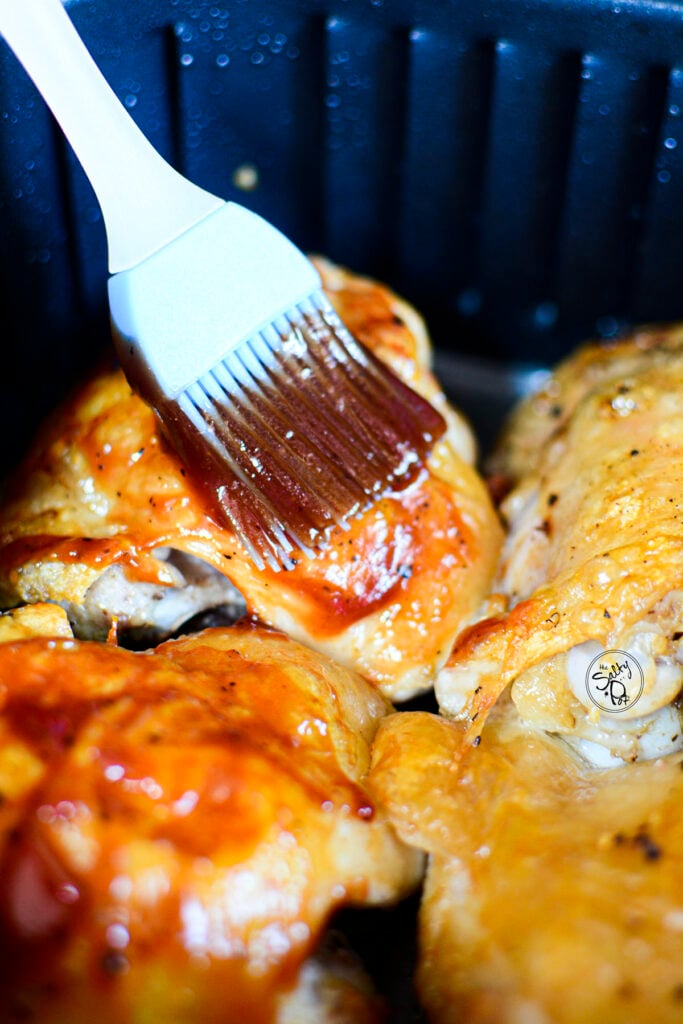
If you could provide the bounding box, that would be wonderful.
[2,0,683,459]
[1,0,683,1017]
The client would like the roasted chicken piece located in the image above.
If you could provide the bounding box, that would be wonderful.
[437,324,683,763]
[0,259,501,702]
[376,326,683,1021]
[0,602,73,642]
[0,621,422,1022]
[369,701,683,1024]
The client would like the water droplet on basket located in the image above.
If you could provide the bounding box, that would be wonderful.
[533,302,558,330]
[457,288,482,317]
[664,137,678,149]
[596,315,619,338]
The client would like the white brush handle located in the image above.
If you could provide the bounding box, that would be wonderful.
[0,0,222,272]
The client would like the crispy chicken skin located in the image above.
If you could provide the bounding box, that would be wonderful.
[487,322,683,489]
[369,703,683,1024]
[376,326,683,1021]
[437,324,683,761]
[0,259,501,702]
[0,622,422,1023]
[0,602,73,642]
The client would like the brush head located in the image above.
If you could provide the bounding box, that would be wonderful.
[109,202,446,569]
[152,293,447,571]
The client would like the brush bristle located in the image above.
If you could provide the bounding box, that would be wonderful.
[159,293,447,570]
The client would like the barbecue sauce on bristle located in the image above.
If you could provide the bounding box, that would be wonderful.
[152,324,447,569]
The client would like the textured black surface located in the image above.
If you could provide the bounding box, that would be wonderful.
[2,0,683,468]
[331,888,428,1023]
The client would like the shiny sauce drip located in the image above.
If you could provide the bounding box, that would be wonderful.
[152,320,446,567]
[262,472,476,637]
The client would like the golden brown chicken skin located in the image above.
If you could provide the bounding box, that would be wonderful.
[0,259,501,701]
[437,324,683,763]
[487,321,683,489]
[369,702,683,1024]
[0,623,422,1023]
[380,326,683,1022]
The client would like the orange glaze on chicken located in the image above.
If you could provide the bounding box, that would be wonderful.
[0,259,501,701]
[0,623,422,1023]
